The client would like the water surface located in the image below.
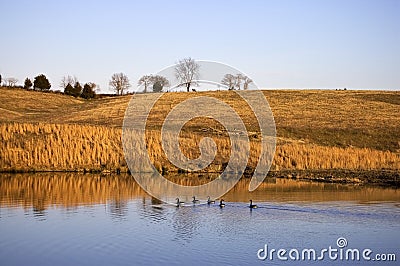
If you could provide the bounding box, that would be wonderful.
[0,173,399,265]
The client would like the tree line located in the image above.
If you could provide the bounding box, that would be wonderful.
[0,74,52,91]
[221,73,253,90]
[60,76,96,99]
[0,73,97,99]
[135,57,253,93]
[1,57,253,97]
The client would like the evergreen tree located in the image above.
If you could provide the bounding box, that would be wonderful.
[152,75,170,92]
[64,83,74,95]
[24,78,33,89]
[73,82,82,97]
[152,81,163,93]
[81,83,96,99]
[33,74,51,91]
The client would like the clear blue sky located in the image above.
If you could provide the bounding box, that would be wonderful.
[1,0,399,91]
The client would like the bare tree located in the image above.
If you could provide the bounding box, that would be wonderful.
[60,75,78,89]
[174,57,200,92]
[242,75,253,90]
[6,77,18,87]
[221,74,236,90]
[138,75,153,93]
[221,73,253,90]
[109,73,131,95]
[235,74,244,90]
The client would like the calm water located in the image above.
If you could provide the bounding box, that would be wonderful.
[0,173,399,265]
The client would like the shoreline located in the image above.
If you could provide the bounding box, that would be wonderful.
[264,169,400,188]
[1,168,398,188]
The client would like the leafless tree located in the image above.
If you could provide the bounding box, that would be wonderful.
[60,75,78,89]
[221,74,236,90]
[109,72,131,95]
[138,75,153,93]
[242,75,253,90]
[221,73,253,90]
[174,57,200,92]
[6,77,18,87]
[235,74,244,90]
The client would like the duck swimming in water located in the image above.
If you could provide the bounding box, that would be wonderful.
[207,196,215,204]
[175,198,184,207]
[219,199,225,208]
[192,196,199,204]
[249,200,258,209]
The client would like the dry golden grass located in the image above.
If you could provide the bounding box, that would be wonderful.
[0,87,130,126]
[273,143,399,170]
[1,87,399,151]
[0,123,398,172]
[267,90,400,152]
[0,123,125,172]
[0,87,399,172]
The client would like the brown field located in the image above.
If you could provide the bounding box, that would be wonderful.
[0,87,399,175]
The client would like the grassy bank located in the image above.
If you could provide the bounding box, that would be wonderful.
[1,123,398,173]
[0,87,399,177]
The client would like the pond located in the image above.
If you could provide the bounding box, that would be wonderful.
[0,173,399,265]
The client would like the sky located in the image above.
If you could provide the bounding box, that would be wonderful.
[0,0,399,92]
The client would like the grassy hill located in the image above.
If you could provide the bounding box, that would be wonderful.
[1,87,399,151]
[0,87,399,180]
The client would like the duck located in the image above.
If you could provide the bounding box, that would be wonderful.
[219,199,225,208]
[192,196,199,204]
[207,196,215,204]
[249,200,258,209]
[176,198,184,207]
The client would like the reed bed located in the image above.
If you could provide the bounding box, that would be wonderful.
[0,123,125,172]
[272,143,400,170]
[1,123,398,173]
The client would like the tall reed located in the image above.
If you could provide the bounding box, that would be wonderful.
[1,123,399,172]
